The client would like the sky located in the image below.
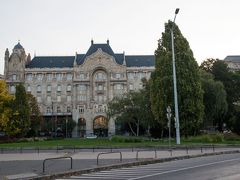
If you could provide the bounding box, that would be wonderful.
[0,0,240,75]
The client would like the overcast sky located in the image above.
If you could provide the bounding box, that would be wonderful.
[0,0,239,74]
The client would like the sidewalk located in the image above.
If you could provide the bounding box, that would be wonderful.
[1,147,240,180]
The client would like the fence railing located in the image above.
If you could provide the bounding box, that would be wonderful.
[43,156,73,173]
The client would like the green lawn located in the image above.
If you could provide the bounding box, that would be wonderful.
[0,136,240,148]
[0,138,168,148]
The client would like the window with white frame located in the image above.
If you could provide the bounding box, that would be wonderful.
[12,74,17,80]
[79,95,86,101]
[26,74,32,81]
[56,73,62,81]
[47,85,51,92]
[57,95,61,102]
[67,85,71,92]
[128,72,134,79]
[79,85,86,91]
[129,84,134,90]
[10,85,15,93]
[37,85,41,92]
[37,74,43,81]
[95,72,106,80]
[97,84,103,91]
[27,85,31,92]
[116,73,121,79]
[57,84,61,92]
[67,95,71,102]
[46,73,52,81]
[66,73,72,80]
[115,84,123,90]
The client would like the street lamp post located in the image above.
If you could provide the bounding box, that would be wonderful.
[171,8,181,145]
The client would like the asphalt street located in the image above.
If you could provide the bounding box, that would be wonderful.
[57,153,240,180]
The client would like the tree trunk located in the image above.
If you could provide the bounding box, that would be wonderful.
[128,122,137,136]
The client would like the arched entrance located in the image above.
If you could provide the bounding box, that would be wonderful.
[93,116,108,137]
[78,118,86,137]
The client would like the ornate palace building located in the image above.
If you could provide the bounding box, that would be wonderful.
[4,40,155,137]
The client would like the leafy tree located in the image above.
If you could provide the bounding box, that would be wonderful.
[26,93,43,137]
[11,83,30,137]
[199,58,217,73]
[107,82,154,136]
[150,20,204,137]
[200,70,228,130]
[201,59,240,133]
[0,80,14,134]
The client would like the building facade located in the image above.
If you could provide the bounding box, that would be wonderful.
[4,40,155,137]
[224,56,240,72]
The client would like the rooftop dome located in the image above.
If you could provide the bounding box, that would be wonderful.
[14,42,23,49]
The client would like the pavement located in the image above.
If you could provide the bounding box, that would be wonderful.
[1,146,240,180]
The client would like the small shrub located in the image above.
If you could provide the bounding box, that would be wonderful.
[223,132,240,141]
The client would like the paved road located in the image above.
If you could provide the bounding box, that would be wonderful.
[56,153,240,180]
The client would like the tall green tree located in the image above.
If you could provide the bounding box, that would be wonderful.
[150,20,204,137]
[11,83,30,137]
[200,70,228,129]
[26,93,42,137]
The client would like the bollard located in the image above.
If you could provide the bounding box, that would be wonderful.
[186,146,188,155]
[212,144,215,152]
[201,146,203,153]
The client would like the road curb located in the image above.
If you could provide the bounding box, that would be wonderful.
[7,150,240,180]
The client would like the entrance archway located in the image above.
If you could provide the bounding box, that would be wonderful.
[78,118,86,137]
[93,116,108,137]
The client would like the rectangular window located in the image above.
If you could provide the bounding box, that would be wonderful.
[79,95,86,101]
[56,73,62,81]
[129,84,134,90]
[79,85,86,91]
[37,74,43,81]
[47,85,51,92]
[66,73,72,80]
[116,73,121,79]
[26,74,32,81]
[27,85,31,92]
[67,85,71,92]
[12,74,17,80]
[98,84,103,90]
[67,95,71,102]
[10,86,15,93]
[47,73,52,81]
[57,85,61,92]
[37,85,41,92]
[57,95,61,102]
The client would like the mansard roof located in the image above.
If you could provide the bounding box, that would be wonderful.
[26,42,155,68]
[125,55,155,67]
[26,56,75,68]
[224,56,240,62]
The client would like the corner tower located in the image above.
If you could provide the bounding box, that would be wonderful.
[4,41,28,92]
